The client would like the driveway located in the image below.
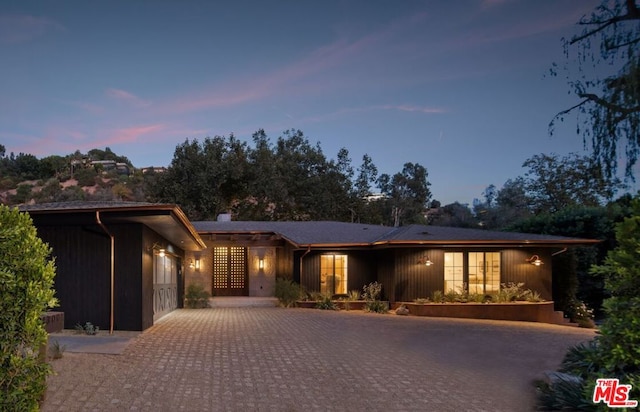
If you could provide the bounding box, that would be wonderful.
[42,308,596,411]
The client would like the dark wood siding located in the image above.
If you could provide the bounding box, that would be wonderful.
[298,251,377,294]
[392,248,445,302]
[112,224,144,331]
[501,249,552,300]
[277,243,296,281]
[376,250,395,302]
[35,224,111,330]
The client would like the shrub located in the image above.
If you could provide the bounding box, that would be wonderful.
[275,278,303,308]
[362,281,382,301]
[315,294,337,310]
[185,283,210,308]
[364,300,388,313]
[431,290,444,303]
[362,282,387,313]
[0,205,57,411]
[74,322,99,335]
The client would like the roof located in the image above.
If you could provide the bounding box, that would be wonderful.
[192,220,599,248]
[20,202,206,251]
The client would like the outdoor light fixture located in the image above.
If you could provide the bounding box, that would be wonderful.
[418,256,433,266]
[259,258,264,270]
[158,248,166,258]
[195,258,200,270]
[527,255,544,266]
[189,259,195,269]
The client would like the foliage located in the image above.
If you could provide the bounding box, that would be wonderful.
[550,0,640,179]
[538,197,640,408]
[274,278,303,308]
[362,281,382,301]
[314,294,338,310]
[185,283,210,308]
[378,162,431,226]
[49,340,66,360]
[364,300,388,313]
[74,322,99,335]
[0,205,57,411]
[430,201,478,228]
[362,281,387,313]
[431,290,444,303]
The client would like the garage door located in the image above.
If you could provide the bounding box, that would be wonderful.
[153,252,178,321]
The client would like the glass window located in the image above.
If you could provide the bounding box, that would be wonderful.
[459,252,501,294]
[320,254,348,295]
[444,252,463,293]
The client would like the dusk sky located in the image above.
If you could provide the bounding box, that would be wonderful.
[3,0,627,205]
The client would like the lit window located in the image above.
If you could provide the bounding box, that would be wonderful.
[320,254,348,295]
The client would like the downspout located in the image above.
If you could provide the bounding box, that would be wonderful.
[299,246,311,288]
[96,211,115,335]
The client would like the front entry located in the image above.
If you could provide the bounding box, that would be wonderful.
[212,246,248,296]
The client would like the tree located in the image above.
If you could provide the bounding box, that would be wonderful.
[430,202,478,228]
[0,205,57,410]
[551,0,640,179]
[541,197,640,408]
[522,153,622,213]
[378,162,431,226]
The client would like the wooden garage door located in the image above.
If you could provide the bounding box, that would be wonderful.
[212,247,248,296]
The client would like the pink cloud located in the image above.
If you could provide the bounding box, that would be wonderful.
[105,88,151,108]
[0,14,65,44]
[106,124,165,145]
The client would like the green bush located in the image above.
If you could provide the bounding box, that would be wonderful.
[185,283,210,308]
[315,294,337,310]
[0,205,57,411]
[275,278,303,308]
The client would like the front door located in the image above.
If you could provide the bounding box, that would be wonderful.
[212,246,248,296]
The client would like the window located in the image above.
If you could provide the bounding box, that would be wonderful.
[444,252,464,293]
[320,254,348,295]
[444,252,501,294]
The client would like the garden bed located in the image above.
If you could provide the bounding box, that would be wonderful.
[393,301,569,325]
[295,300,370,310]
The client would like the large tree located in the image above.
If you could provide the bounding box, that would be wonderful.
[551,0,640,179]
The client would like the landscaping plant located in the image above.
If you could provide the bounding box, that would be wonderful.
[185,283,210,308]
[275,278,303,308]
[537,197,640,410]
[0,205,58,411]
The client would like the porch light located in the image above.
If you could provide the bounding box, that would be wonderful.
[259,258,264,270]
[158,248,166,258]
[527,255,543,266]
[189,259,195,269]
[195,258,200,270]
[418,256,433,266]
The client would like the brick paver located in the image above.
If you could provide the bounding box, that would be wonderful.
[42,308,596,411]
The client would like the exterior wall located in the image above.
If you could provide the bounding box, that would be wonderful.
[390,248,553,302]
[34,223,111,330]
[247,247,276,297]
[32,215,182,331]
[184,241,277,298]
[299,250,377,295]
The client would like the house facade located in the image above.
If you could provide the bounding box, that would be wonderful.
[21,203,598,331]
[187,220,598,303]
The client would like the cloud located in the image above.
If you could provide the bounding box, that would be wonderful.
[106,124,165,145]
[105,88,151,108]
[0,14,65,44]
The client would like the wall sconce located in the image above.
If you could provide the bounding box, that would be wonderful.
[258,258,264,270]
[527,255,544,266]
[195,258,200,270]
[189,259,195,269]
[418,256,433,266]
[158,248,166,257]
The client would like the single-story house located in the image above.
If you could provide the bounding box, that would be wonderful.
[21,202,598,331]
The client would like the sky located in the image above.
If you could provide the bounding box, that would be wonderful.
[1,0,628,205]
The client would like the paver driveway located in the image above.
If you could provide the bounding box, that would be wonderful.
[42,308,596,411]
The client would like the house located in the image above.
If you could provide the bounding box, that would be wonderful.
[20,202,206,332]
[187,219,599,304]
[20,202,598,331]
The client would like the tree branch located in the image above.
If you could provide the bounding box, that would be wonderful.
[578,92,640,114]
[570,0,640,45]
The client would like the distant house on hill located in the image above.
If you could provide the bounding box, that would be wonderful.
[21,202,598,331]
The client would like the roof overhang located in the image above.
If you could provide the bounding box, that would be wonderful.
[22,203,207,251]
